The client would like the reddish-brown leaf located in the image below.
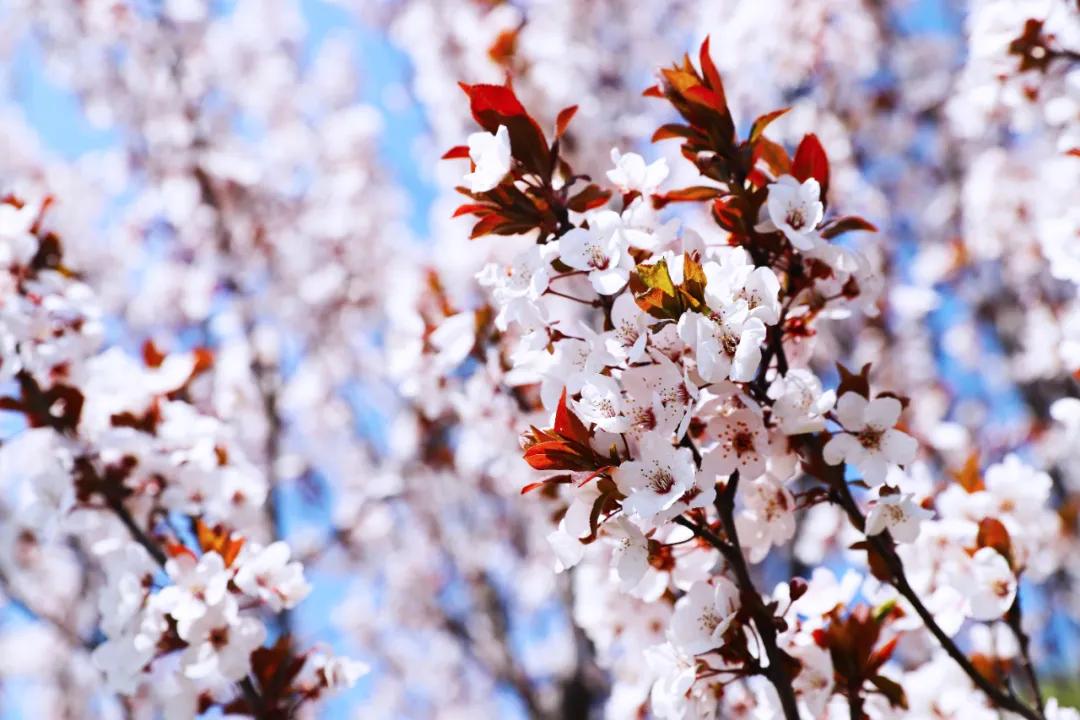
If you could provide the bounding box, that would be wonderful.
[555,105,578,139]
[821,216,878,239]
[792,133,830,198]
[452,203,494,218]
[951,452,985,493]
[554,387,591,446]
[459,82,550,177]
[567,184,612,213]
[442,145,471,160]
[754,137,791,177]
[521,474,573,494]
[142,339,166,368]
[749,107,790,144]
[698,36,725,103]
[652,185,723,209]
[651,123,695,143]
[976,517,1013,567]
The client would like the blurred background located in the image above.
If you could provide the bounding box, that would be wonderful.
[0,0,1077,717]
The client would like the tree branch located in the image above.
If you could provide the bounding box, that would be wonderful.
[675,470,801,720]
[831,477,1043,720]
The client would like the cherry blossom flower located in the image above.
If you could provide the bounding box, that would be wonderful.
[768,369,836,435]
[180,597,267,681]
[463,125,512,192]
[575,374,630,432]
[734,475,797,562]
[678,305,766,383]
[701,408,769,479]
[670,578,740,656]
[616,434,697,520]
[824,393,918,484]
[645,642,697,719]
[607,149,669,195]
[702,249,782,325]
[557,218,632,294]
[864,492,933,543]
[964,547,1017,621]
[299,653,371,692]
[156,552,230,637]
[602,517,651,591]
[233,541,311,612]
[757,175,824,250]
[604,292,650,363]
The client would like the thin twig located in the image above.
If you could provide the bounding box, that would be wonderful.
[831,478,1043,720]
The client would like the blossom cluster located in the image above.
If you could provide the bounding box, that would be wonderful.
[445,41,1074,719]
[0,193,364,716]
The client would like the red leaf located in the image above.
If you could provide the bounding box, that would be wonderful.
[749,107,790,144]
[642,84,664,98]
[554,388,591,446]
[442,145,471,160]
[653,185,723,209]
[452,203,494,218]
[976,517,1013,567]
[651,123,695,143]
[142,339,166,368]
[164,541,197,560]
[754,137,791,177]
[792,133,830,198]
[577,465,616,487]
[555,105,578,139]
[867,636,900,674]
[870,674,909,709]
[686,85,726,112]
[951,452,984,493]
[836,362,872,399]
[698,36,725,103]
[459,82,550,177]
[821,216,878,239]
[567,184,612,213]
[521,475,573,494]
[459,82,528,125]
[523,441,591,471]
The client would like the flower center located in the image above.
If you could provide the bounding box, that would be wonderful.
[647,467,675,494]
[883,504,906,525]
[594,398,617,418]
[631,406,656,433]
[699,608,723,634]
[721,333,739,357]
[586,244,610,270]
[209,626,230,649]
[617,320,640,347]
[785,207,806,230]
[857,427,883,450]
[732,430,755,456]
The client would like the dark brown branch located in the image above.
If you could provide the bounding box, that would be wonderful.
[1006,593,1046,716]
[674,470,801,720]
[831,477,1043,720]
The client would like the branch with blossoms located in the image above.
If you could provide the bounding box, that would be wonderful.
[446,38,1065,720]
[0,194,365,717]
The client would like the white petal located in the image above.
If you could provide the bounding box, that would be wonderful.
[823,434,857,465]
[880,429,918,465]
[835,392,869,430]
[865,396,902,429]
